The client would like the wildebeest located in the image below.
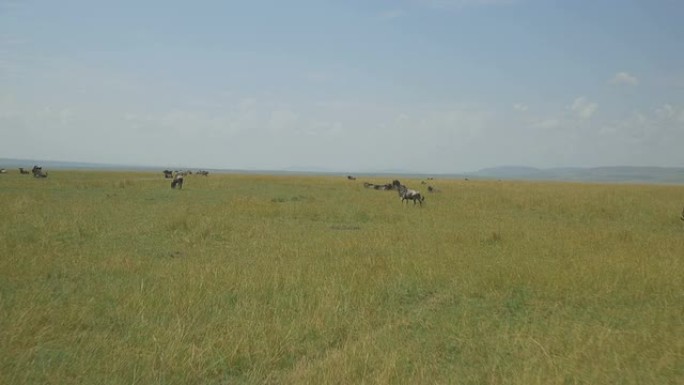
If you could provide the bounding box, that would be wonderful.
[197,170,209,176]
[19,167,30,174]
[171,174,184,189]
[32,166,48,178]
[392,180,425,206]
[0,168,6,174]
[163,170,173,179]
[347,175,356,180]
[681,207,684,221]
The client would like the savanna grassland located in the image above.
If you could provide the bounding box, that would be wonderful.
[1,171,682,385]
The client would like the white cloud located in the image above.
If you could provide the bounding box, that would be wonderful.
[513,103,528,112]
[569,97,598,119]
[610,71,639,86]
[531,118,560,129]
[595,105,684,166]
[654,104,684,122]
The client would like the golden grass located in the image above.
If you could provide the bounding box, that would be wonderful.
[1,171,682,384]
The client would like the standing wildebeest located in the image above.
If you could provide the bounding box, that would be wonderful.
[171,174,184,189]
[197,170,209,176]
[0,168,6,174]
[163,170,173,179]
[19,167,30,174]
[347,175,356,181]
[392,180,425,206]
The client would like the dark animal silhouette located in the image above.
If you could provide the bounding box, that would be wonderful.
[197,170,209,176]
[681,207,684,221]
[163,170,173,179]
[19,168,30,174]
[171,174,184,189]
[32,166,48,178]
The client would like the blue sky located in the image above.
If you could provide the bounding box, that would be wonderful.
[1,0,683,173]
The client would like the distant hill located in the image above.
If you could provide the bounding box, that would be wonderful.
[470,166,684,184]
[2,158,684,184]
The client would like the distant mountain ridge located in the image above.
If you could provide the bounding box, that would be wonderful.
[471,166,684,184]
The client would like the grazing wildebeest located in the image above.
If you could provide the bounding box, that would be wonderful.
[163,170,173,179]
[171,174,184,189]
[32,166,48,178]
[19,167,30,174]
[392,180,425,206]
[401,188,425,205]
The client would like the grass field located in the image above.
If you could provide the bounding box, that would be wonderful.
[1,171,682,384]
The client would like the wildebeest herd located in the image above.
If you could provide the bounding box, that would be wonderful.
[9,166,48,177]
[356,177,430,207]
[3,166,683,218]
[162,169,210,190]
[31,166,48,178]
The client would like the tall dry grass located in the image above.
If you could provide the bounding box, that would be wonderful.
[1,171,682,384]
